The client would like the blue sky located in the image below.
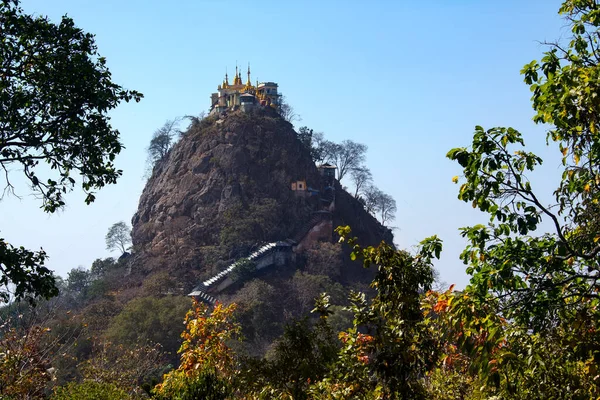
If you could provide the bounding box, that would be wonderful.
[2,0,567,289]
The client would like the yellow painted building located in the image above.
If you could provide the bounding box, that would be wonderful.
[210,65,281,114]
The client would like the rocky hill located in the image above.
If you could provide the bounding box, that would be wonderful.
[131,107,392,304]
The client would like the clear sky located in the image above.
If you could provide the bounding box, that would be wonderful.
[2,0,567,289]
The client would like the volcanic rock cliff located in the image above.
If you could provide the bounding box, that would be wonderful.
[131,108,392,293]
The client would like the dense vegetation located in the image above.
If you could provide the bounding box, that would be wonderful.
[2,0,600,399]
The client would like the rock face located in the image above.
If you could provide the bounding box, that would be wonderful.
[131,108,392,291]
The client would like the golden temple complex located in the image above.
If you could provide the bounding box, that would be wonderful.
[210,65,281,114]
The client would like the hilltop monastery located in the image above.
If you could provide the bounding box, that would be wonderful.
[210,65,281,114]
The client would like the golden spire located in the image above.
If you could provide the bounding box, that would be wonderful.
[223,68,229,88]
[243,63,253,92]
[233,63,242,85]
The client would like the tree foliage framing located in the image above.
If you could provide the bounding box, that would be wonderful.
[0,0,142,303]
[443,1,600,396]
[448,0,600,327]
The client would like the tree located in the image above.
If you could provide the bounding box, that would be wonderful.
[350,166,373,198]
[154,301,240,400]
[0,0,142,303]
[230,257,257,283]
[323,140,367,182]
[141,270,179,296]
[227,279,282,353]
[0,322,54,398]
[426,287,600,399]
[362,184,381,215]
[240,316,338,400]
[0,242,55,303]
[66,266,92,296]
[105,296,190,357]
[444,0,600,395]
[105,221,131,254]
[289,271,344,316]
[448,66,600,324]
[377,192,397,226]
[0,307,82,399]
[146,118,181,171]
[297,126,326,164]
[361,185,397,226]
[304,242,343,279]
[77,341,166,398]
[278,96,300,124]
[311,131,327,164]
[183,111,207,135]
[297,126,314,152]
[308,227,441,398]
[89,257,117,279]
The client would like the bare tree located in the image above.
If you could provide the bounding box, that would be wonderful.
[431,268,449,292]
[323,140,367,182]
[362,185,397,226]
[146,118,181,171]
[311,131,327,164]
[350,167,373,198]
[278,96,300,124]
[105,221,132,254]
[363,185,382,215]
[377,192,397,226]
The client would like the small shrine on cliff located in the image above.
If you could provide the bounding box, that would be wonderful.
[209,65,281,114]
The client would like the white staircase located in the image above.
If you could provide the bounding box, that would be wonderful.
[189,242,278,304]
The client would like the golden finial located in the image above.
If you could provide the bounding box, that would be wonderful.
[232,63,242,85]
[244,63,253,91]
[223,68,229,88]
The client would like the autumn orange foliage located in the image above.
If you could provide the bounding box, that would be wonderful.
[154,300,240,397]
